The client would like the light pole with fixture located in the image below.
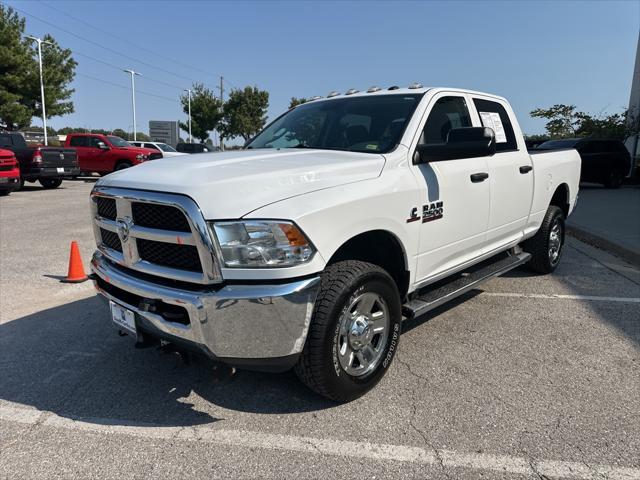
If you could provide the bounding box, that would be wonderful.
[26,36,53,146]
[123,69,141,141]
[184,88,192,143]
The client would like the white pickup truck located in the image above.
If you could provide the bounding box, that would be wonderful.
[90,86,580,402]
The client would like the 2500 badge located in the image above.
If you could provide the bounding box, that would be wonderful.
[407,201,444,223]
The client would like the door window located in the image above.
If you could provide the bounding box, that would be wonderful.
[69,136,88,147]
[420,96,472,145]
[89,137,104,148]
[472,99,518,152]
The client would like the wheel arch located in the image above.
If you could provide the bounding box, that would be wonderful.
[549,183,570,217]
[327,229,410,300]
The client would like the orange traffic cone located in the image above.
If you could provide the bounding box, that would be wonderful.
[62,241,88,283]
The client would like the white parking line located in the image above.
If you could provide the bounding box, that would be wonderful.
[1,404,638,480]
[482,292,640,303]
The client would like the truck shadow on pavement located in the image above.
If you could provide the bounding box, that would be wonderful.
[0,296,334,428]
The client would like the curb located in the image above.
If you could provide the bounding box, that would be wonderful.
[566,225,640,267]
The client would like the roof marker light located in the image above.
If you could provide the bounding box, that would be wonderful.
[408,82,423,89]
[345,88,359,95]
[367,86,381,93]
[310,96,322,101]
[388,85,399,90]
[327,91,340,98]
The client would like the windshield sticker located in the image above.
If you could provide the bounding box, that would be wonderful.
[479,111,507,143]
[366,144,378,150]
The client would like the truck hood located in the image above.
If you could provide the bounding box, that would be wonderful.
[97,148,385,218]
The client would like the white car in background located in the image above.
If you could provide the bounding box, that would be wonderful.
[128,141,186,158]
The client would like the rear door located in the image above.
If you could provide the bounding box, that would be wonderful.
[411,93,491,282]
[471,96,534,251]
[69,136,93,171]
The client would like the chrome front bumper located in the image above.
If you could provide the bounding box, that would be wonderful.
[91,252,321,365]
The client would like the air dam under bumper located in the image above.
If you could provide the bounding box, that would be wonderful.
[91,252,321,371]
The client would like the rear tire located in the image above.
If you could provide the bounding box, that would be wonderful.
[603,169,624,189]
[295,260,402,402]
[39,178,62,189]
[523,205,565,274]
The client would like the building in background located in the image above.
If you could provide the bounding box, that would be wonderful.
[149,120,180,147]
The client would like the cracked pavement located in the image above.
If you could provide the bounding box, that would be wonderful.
[1,181,639,479]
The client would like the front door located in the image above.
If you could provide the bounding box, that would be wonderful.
[411,94,491,284]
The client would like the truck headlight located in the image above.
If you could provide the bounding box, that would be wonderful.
[210,220,315,268]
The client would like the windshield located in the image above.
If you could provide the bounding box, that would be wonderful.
[107,136,132,147]
[157,143,177,152]
[246,94,422,154]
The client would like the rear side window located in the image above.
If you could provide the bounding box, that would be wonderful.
[421,96,472,145]
[69,136,87,147]
[144,143,159,150]
[0,134,13,147]
[473,99,518,152]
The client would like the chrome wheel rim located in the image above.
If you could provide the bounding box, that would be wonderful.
[337,292,390,377]
[548,219,562,265]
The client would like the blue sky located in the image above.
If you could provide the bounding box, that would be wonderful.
[7,0,639,140]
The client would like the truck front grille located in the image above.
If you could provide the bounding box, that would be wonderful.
[91,187,221,285]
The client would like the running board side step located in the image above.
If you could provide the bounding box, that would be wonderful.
[402,252,531,320]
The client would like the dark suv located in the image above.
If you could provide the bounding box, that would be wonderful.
[176,143,218,154]
[535,138,631,188]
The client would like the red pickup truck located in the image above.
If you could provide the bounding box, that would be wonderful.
[0,148,21,196]
[65,133,162,175]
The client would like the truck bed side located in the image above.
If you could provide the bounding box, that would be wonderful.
[525,148,581,237]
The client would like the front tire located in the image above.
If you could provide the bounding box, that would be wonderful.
[39,178,62,189]
[523,205,565,274]
[115,162,132,171]
[295,260,402,402]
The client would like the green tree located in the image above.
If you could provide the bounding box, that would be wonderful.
[111,129,150,141]
[179,83,222,142]
[0,5,34,129]
[289,97,308,109]
[0,6,76,130]
[220,86,269,142]
[575,110,628,140]
[530,104,579,139]
[28,34,77,120]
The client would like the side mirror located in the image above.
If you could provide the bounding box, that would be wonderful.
[414,127,496,163]
[97,141,109,150]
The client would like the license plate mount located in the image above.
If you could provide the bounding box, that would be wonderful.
[110,301,137,337]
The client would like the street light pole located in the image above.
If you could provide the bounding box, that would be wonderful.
[123,69,141,141]
[26,36,53,145]
[184,88,192,143]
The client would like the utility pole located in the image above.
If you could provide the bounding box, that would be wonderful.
[27,36,53,145]
[218,76,224,150]
[123,69,141,140]
[184,88,192,143]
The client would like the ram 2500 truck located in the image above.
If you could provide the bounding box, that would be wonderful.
[89,86,580,402]
[0,132,79,189]
[65,133,162,175]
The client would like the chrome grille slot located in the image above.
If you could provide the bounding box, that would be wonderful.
[91,187,221,284]
[137,239,201,272]
[96,197,117,220]
[100,228,122,252]
[132,202,190,232]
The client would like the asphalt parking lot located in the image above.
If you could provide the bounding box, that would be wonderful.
[1,181,639,479]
